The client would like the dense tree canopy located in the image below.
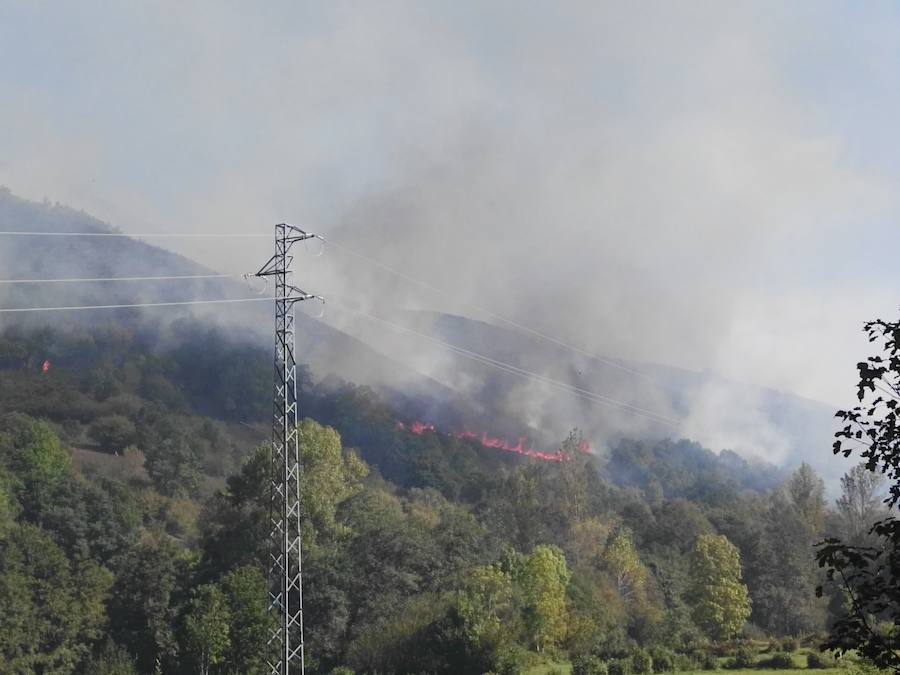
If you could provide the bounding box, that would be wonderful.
[0,320,864,673]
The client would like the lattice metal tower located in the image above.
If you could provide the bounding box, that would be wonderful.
[255,223,321,675]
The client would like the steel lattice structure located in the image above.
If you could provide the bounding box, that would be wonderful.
[256,223,321,675]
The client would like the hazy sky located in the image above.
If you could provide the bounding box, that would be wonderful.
[1,1,899,407]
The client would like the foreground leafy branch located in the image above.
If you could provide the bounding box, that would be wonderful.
[816,318,900,672]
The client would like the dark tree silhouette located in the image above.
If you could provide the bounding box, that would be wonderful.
[817,318,900,671]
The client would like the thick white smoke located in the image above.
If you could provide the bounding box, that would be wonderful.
[1,2,898,472]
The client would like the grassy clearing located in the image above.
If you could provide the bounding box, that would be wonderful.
[523,662,573,675]
[524,655,847,675]
[520,643,852,675]
[680,670,845,675]
[525,667,844,675]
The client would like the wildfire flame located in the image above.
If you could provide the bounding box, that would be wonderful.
[397,421,591,462]
[409,421,436,434]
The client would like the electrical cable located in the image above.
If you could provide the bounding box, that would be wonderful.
[0,286,674,423]
[334,304,677,426]
[325,237,667,387]
[0,231,268,238]
[0,296,281,313]
[0,228,678,422]
[0,273,241,284]
[0,277,674,424]
[1,228,668,390]
[326,299,679,427]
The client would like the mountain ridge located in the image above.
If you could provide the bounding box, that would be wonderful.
[0,189,845,485]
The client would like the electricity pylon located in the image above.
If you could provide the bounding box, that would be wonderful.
[255,223,322,675]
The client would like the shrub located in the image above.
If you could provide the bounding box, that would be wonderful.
[89,415,136,453]
[757,652,795,669]
[494,643,532,675]
[700,652,719,671]
[781,638,799,653]
[724,646,755,670]
[573,655,608,675]
[806,652,836,670]
[83,641,138,675]
[649,647,676,673]
[329,668,355,675]
[674,653,701,671]
[609,658,632,675]
[631,648,654,675]
[844,660,891,675]
[741,624,768,641]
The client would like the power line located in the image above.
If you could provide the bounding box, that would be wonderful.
[0,273,243,284]
[326,299,679,427]
[0,296,279,313]
[325,237,666,387]
[0,227,675,420]
[0,230,268,238]
[0,282,675,424]
[0,228,666,388]
[0,284,674,423]
[331,302,677,426]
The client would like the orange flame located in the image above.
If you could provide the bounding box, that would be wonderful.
[398,421,592,462]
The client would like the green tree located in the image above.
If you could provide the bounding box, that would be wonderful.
[522,544,570,651]
[835,463,886,544]
[89,415,137,454]
[201,421,368,575]
[483,464,551,552]
[0,414,71,486]
[297,418,368,548]
[687,534,751,640]
[652,499,713,553]
[344,593,451,674]
[108,537,187,673]
[573,654,609,675]
[603,527,654,613]
[83,641,138,675]
[0,522,112,672]
[457,563,514,648]
[566,567,628,658]
[184,584,231,675]
[753,490,826,635]
[220,565,274,675]
[568,516,613,568]
[199,447,271,574]
[558,429,589,523]
[35,475,141,566]
[0,474,17,538]
[788,462,826,534]
[602,527,663,642]
[144,433,201,497]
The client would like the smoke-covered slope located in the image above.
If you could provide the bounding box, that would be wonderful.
[404,310,843,484]
[0,189,461,409]
[0,189,845,484]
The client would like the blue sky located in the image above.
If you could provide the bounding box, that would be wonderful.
[0,1,898,412]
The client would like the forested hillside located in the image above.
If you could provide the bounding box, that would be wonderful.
[0,189,842,490]
[0,319,876,674]
[3,0,897,671]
